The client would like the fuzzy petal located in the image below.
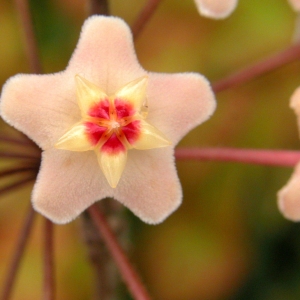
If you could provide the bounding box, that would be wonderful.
[194,0,238,19]
[278,162,300,221]
[55,122,93,151]
[132,119,171,149]
[289,0,300,11]
[97,149,127,188]
[75,75,108,116]
[290,87,300,133]
[67,16,145,96]
[0,72,80,149]
[114,148,182,224]
[32,149,112,224]
[146,73,216,146]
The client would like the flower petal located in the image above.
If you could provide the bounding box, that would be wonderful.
[75,75,108,116]
[55,122,93,151]
[114,76,148,112]
[132,119,171,149]
[32,149,112,224]
[97,149,127,188]
[290,87,300,133]
[278,162,300,221]
[0,72,80,149]
[194,0,238,19]
[114,148,182,224]
[146,73,216,145]
[289,0,300,11]
[68,16,145,96]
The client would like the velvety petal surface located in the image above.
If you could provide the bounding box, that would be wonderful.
[194,0,238,19]
[114,148,182,224]
[146,73,216,146]
[289,0,300,11]
[290,87,300,132]
[0,72,80,149]
[278,162,300,221]
[67,16,145,96]
[32,148,112,224]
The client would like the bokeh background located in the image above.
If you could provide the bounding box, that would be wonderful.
[1,0,300,299]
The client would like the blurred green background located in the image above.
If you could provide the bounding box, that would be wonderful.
[1,0,300,299]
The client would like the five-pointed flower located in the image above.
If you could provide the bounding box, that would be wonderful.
[194,0,238,19]
[278,87,300,221]
[194,0,300,19]
[0,16,216,224]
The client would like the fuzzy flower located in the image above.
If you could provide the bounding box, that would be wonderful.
[194,0,238,19]
[194,0,300,19]
[289,0,300,11]
[278,88,300,221]
[0,16,216,224]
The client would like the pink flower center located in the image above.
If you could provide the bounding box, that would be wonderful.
[85,99,140,154]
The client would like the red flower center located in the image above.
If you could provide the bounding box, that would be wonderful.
[85,99,140,154]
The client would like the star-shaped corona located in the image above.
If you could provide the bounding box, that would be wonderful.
[55,75,171,188]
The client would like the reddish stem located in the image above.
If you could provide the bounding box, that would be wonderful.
[14,0,42,73]
[0,176,35,196]
[0,151,40,160]
[43,219,55,300]
[0,134,34,147]
[87,0,109,16]
[88,204,152,300]
[0,166,37,179]
[131,0,163,39]
[0,206,36,300]
[175,147,300,167]
[212,42,300,93]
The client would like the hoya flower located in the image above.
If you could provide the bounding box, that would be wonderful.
[194,0,300,19]
[0,16,216,224]
[278,88,300,221]
[289,0,300,11]
[194,0,238,19]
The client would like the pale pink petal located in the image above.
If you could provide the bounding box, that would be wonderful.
[146,73,216,146]
[32,148,112,224]
[0,72,80,149]
[194,0,238,19]
[67,16,145,96]
[289,0,300,11]
[114,148,182,224]
[290,87,300,132]
[278,162,300,221]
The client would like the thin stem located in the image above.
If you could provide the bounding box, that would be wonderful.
[0,134,34,147]
[175,147,300,167]
[81,201,127,300]
[88,204,152,300]
[131,0,163,39]
[0,206,36,300]
[212,42,300,93]
[14,0,42,74]
[0,166,38,179]
[0,151,40,160]
[0,175,35,196]
[43,219,55,300]
[87,0,109,16]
